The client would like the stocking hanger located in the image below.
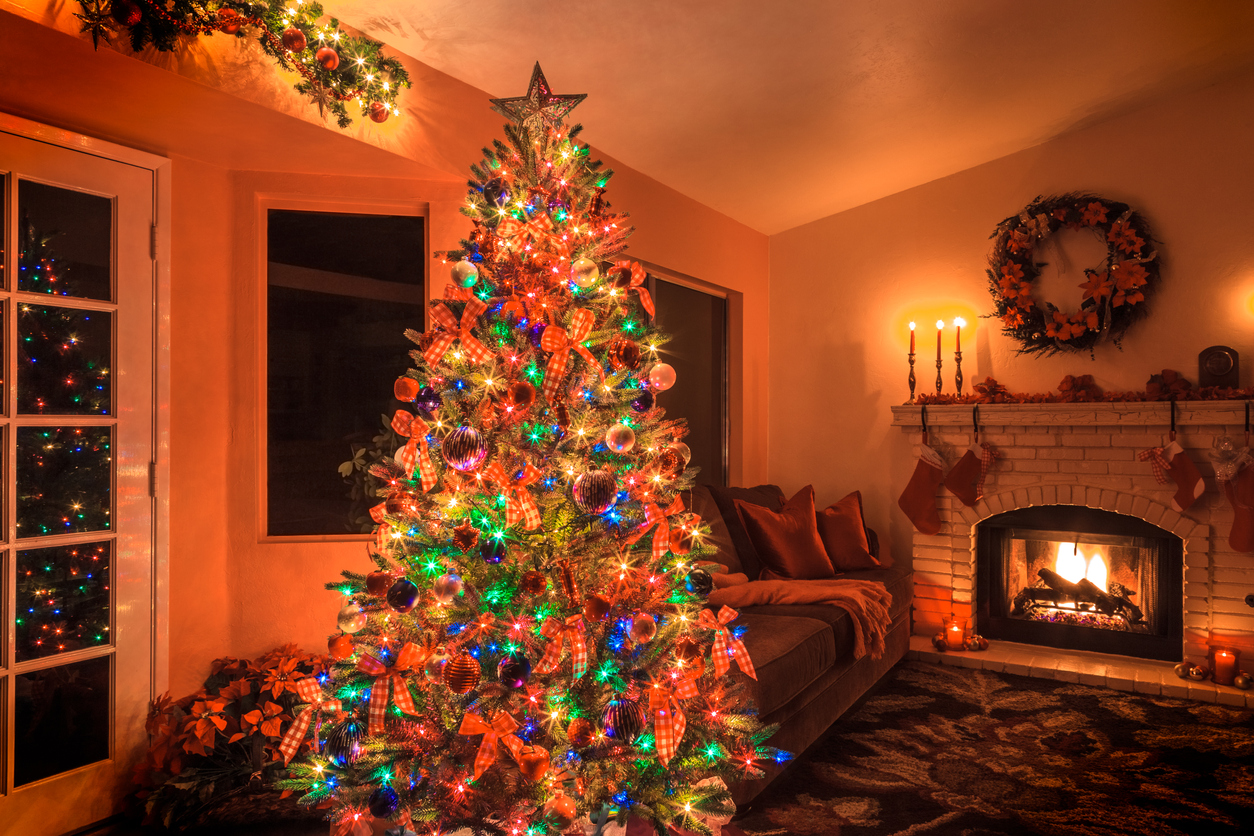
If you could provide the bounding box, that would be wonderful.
[972,405,981,444]
[1245,401,1250,448]
[920,404,928,444]
[1169,397,1177,442]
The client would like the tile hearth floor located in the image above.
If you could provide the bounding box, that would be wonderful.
[908,634,1254,708]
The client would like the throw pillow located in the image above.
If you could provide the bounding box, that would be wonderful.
[817,491,881,571]
[734,485,835,581]
[706,484,785,580]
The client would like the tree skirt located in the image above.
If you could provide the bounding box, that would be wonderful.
[734,662,1254,836]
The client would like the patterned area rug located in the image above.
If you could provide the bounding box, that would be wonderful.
[734,661,1254,835]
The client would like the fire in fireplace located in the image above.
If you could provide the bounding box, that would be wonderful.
[977,506,1183,661]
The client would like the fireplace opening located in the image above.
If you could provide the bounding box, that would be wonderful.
[977,505,1183,661]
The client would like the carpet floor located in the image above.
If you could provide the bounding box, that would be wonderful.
[733,661,1254,836]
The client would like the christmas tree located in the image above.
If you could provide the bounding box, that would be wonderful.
[281,65,783,835]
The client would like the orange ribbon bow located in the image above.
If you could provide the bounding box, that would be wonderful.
[533,615,589,680]
[425,297,493,366]
[357,651,420,735]
[458,710,524,779]
[497,213,555,247]
[626,495,685,560]
[649,674,699,766]
[611,260,654,318]
[482,461,543,529]
[697,606,757,680]
[278,676,342,764]
[539,308,602,401]
[392,410,438,492]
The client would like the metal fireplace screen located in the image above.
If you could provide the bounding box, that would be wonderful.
[977,506,1182,661]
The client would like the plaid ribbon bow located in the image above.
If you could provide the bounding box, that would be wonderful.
[443,282,477,302]
[611,260,655,318]
[539,308,602,402]
[697,606,757,680]
[481,461,543,529]
[497,213,555,247]
[424,298,493,366]
[976,442,1001,498]
[532,615,588,679]
[278,676,342,764]
[1139,447,1172,484]
[392,410,438,492]
[625,496,685,559]
[649,674,699,766]
[357,650,420,735]
[458,710,524,779]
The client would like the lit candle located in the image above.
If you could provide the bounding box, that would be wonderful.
[936,319,944,362]
[954,317,965,352]
[1214,648,1238,686]
[945,616,967,650]
[909,321,916,353]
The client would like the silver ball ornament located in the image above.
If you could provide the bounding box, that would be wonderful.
[672,442,692,464]
[336,603,368,634]
[605,423,636,453]
[423,650,450,682]
[451,259,479,288]
[433,573,463,603]
[629,614,657,643]
[648,363,677,391]
[571,258,600,288]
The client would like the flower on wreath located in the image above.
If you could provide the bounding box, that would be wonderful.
[1007,228,1033,253]
[1107,220,1144,255]
[1001,308,1026,328]
[1080,201,1108,226]
[1045,310,1088,341]
[1079,270,1113,305]
[1109,260,1149,307]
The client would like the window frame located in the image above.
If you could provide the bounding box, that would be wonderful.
[256,195,429,543]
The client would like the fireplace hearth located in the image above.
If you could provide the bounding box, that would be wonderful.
[977,505,1183,661]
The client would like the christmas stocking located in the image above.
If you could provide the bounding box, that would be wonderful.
[1224,460,1254,553]
[944,442,999,507]
[1141,440,1205,513]
[898,442,946,534]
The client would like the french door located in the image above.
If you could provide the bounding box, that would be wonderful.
[0,127,156,833]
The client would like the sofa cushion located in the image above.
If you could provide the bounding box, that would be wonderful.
[735,486,835,581]
[732,611,836,716]
[706,484,784,580]
[816,491,880,571]
[685,485,744,575]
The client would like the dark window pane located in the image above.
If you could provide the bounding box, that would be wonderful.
[267,210,425,536]
[18,304,112,415]
[18,179,112,301]
[16,426,112,538]
[653,280,727,486]
[1,172,6,288]
[15,655,111,785]
[17,541,112,661]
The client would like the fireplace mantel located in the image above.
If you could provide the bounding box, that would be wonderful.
[891,400,1254,428]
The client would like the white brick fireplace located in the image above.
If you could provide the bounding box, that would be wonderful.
[891,402,1254,704]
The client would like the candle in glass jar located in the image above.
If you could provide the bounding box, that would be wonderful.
[945,618,966,650]
[1214,649,1238,686]
[936,320,944,362]
[909,321,916,353]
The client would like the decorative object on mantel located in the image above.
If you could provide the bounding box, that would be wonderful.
[897,409,946,534]
[906,321,917,402]
[987,193,1159,357]
[1198,345,1239,388]
[73,0,410,128]
[915,370,1254,406]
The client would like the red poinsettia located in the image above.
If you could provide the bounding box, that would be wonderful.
[1079,270,1113,304]
[259,655,303,699]
[1079,201,1108,226]
[1001,308,1026,328]
[1110,260,1148,307]
[1000,261,1024,282]
[1107,220,1144,255]
[1058,374,1104,402]
[1007,228,1033,254]
[242,701,287,738]
[1045,310,1087,340]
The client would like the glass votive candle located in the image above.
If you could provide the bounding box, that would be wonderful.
[1212,647,1239,686]
[944,616,968,650]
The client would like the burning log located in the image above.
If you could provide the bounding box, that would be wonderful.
[1107,582,1145,624]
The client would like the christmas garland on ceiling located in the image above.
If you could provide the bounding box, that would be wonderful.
[73,0,409,128]
[988,193,1159,357]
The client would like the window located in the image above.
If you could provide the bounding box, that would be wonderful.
[266,209,425,536]
[650,274,728,486]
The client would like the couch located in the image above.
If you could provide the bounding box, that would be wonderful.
[686,484,914,806]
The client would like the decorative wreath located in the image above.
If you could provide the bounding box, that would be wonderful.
[987,193,1159,356]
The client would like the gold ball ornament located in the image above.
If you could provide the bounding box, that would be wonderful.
[931,633,948,652]
[432,573,463,603]
[657,447,684,479]
[672,442,692,464]
[605,423,636,453]
[570,258,600,288]
[1233,672,1253,690]
[1174,662,1192,679]
[385,490,420,516]
[443,652,482,694]
[337,603,368,634]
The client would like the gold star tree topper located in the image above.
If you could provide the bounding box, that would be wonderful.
[489,63,587,131]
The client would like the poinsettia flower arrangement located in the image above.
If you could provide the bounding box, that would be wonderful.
[917,370,1238,405]
[132,645,328,828]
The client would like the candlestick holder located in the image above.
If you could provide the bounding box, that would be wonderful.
[955,349,963,395]
[935,357,943,396]
[907,352,916,403]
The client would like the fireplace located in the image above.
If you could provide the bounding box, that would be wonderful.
[977,505,1183,661]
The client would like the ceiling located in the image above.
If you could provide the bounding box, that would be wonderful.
[324,0,1254,235]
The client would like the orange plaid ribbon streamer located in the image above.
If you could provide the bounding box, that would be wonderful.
[425,297,493,366]
[533,615,588,680]
[458,710,524,779]
[443,282,476,302]
[278,676,342,764]
[539,308,602,401]
[697,606,757,680]
[496,213,555,246]
[625,496,685,560]
[482,461,543,529]
[358,650,420,735]
[649,675,699,766]
[392,410,438,492]
[612,260,655,318]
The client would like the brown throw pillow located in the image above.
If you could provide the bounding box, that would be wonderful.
[817,491,881,571]
[734,485,835,581]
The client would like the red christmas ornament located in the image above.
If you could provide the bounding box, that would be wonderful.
[111,0,142,27]
[369,101,390,123]
[216,7,243,34]
[520,570,548,595]
[607,337,641,371]
[452,522,480,551]
[656,448,684,480]
[365,571,395,596]
[394,376,421,401]
[443,652,481,694]
[315,45,340,70]
[607,264,635,289]
[505,380,537,412]
[385,490,420,516]
[328,634,354,660]
[544,794,577,828]
[516,746,550,782]
[281,26,307,52]
[674,635,705,677]
[583,593,612,622]
[567,717,594,748]
[669,526,695,556]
